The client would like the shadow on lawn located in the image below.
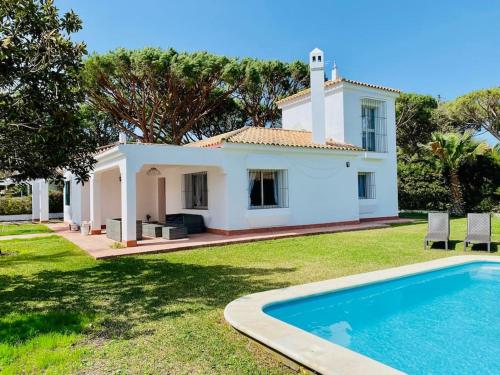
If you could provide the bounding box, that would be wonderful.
[0,256,294,340]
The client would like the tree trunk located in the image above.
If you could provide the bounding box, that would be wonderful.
[449,169,464,216]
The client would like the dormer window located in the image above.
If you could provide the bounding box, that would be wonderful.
[361,98,387,152]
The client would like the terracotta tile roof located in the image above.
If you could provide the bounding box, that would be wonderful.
[276,78,400,106]
[185,127,361,151]
[95,143,119,155]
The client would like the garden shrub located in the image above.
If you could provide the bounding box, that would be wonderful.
[0,191,63,215]
[460,153,500,213]
[0,196,31,215]
[398,158,450,211]
[49,191,63,212]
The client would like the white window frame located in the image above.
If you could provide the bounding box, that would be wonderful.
[358,172,376,200]
[248,169,288,209]
[361,98,387,153]
[183,172,208,210]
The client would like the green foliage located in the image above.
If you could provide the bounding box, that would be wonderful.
[82,48,309,144]
[49,190,63,212]
[0,0,96,181]
[0,191,62,215]
[83,48,245,144]
[460,148,500,212]
[396,93,438,154]
[396,89,499,213]
[0,196,31,215]
[236,58,308,127]
[398,154,450,210]
[78,103,122,147]
[435,87,500,141]
[421,132,490,215]
[423,131,488,171]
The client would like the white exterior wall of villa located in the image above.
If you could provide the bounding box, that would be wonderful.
[281,98,312,132]
[63,171,90,225]
[281,84,399,220]
[342,85,398,219]
[163,165,227,230]
[220,144,360,230]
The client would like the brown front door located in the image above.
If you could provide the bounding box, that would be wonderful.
[157,177,166,223]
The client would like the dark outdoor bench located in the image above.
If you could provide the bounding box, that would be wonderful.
[162,226,188,240]
[106,218,143,242]
[165,214,206,234]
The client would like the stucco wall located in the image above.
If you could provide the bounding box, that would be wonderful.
[281,99,312,132]
[63,172,91,225]
[163,165,226,229]
[100,168,121,222]
[342,86,398,219]
[221,145,359,230]
[136,168,159,222]
[281,84,399,221]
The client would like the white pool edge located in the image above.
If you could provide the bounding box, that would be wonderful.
[224,255,500,375]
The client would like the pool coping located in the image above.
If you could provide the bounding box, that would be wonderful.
[224,255,500,375]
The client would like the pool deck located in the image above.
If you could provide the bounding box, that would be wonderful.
[48,218,413,259]
[224,256,500,375]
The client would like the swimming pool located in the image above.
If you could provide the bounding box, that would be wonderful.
[224,257,500,374]
[264,261,500,374]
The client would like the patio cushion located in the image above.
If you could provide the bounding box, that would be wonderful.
[464,234,491,243]
[142,223,163,238]
[162,226,188,240]
[425,232,448,241]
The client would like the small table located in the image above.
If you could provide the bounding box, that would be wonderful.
[162,226,188,240]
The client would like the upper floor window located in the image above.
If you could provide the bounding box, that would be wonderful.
[361,98,387,152]
[248,170,288,209]
[183,172,208,209]
[358,172,376,199]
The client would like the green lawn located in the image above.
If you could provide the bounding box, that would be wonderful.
[0,217,498,374]
[0,223,52,237]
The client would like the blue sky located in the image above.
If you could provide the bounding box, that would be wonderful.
[58,0,499,142]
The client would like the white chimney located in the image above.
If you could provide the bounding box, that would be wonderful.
[118,132,127,144]
[309,48,326,144]
[331,61,340,80]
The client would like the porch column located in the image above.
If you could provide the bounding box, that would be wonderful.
[119,161,137,247]
[31,180,40,222]
[39,180,49,222]
[90,173,102,234]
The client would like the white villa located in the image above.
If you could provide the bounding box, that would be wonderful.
[62,48,400,247]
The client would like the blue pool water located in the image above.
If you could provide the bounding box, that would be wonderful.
[264,262,500,375]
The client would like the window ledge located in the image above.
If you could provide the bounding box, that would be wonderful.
[363,152,388,160]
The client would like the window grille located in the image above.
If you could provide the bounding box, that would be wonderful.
[248,170,288,209]
[358,172,376,199]
[183,172,208,209]
[361,98,387,152]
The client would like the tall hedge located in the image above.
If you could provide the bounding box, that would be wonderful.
[0,196,31,215]
[398,159,450,211]
[0,191,63,215]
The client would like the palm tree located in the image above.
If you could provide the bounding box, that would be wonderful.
[423,131,488,215]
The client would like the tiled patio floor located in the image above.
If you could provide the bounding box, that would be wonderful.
[48,218,414,259]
